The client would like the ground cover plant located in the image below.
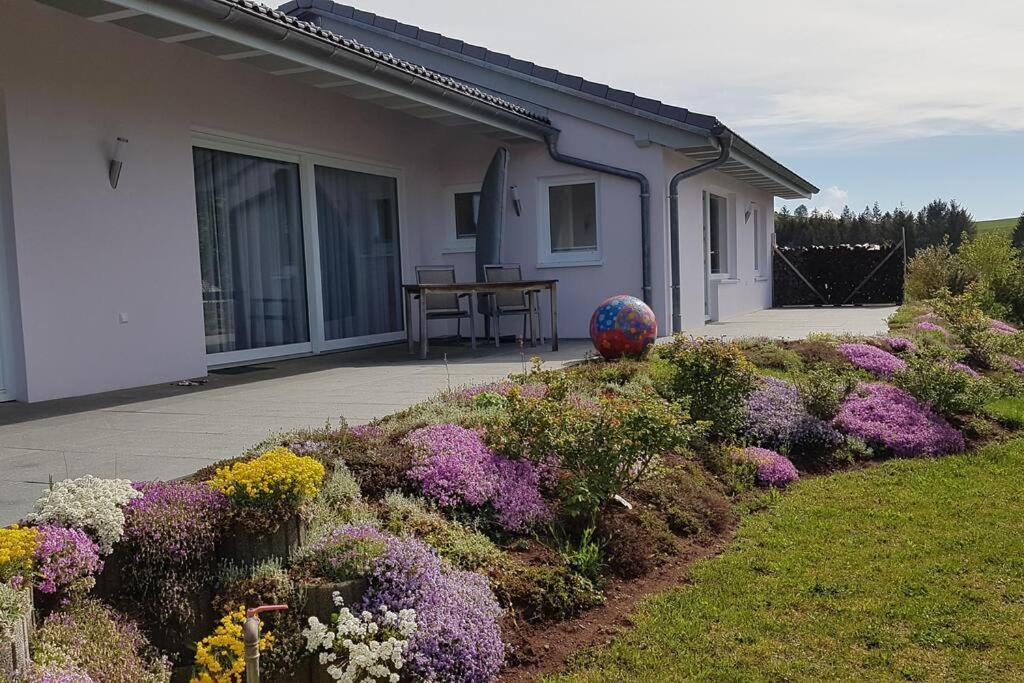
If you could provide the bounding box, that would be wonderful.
[3,288,1024,682]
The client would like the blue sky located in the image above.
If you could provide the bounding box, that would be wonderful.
[274,0,1024,221]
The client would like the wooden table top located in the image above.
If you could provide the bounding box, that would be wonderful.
[402,279,557,292]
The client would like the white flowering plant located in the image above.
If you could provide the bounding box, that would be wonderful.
[27,476,142,554]
[302,592,416,683]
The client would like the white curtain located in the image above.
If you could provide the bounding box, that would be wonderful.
[193,148,309,354]
[314,165,402,340]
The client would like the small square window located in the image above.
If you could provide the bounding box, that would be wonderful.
[453,191,480,239]
[548,182,597,252]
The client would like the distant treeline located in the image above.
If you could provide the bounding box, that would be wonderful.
[775,199,975,252]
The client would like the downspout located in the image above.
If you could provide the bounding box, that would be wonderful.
[544,133,653,306]
[669,129,733,333]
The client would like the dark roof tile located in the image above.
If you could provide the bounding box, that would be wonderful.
[507,57,534,74]
[438,36,464,52]
[484,50,511,68]
[605,87,635,106]
[394,21,418,38]
[462,43,487,60]
[581,80,609,97]
[416,30,441,46]
[373,16,397,31]
[684,111,720,129]
[556,73,584,89]
[351,8,374,23]
[632,95,661,114]
[531,65,558,82]
[657,103,689,121]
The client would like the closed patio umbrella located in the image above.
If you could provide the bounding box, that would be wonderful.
[476,147,509,317]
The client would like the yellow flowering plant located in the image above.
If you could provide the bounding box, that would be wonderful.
[190,605,273,683]
[208,447,325,510]
[0,525,39,584]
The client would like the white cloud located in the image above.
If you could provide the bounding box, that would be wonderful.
[776,186,849,216]
[275,0,1024,154]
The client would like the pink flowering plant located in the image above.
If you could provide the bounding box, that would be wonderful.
[734,447,799,487]
[834,383,965,456]
[33,525,102,599]
[403,424,549,532]
[838,342,907,378]
[120,481,230,627]
[990,318,1018,334]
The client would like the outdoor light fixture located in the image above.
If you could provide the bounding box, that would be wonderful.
[510,185,522,216]
[109,137,128,189]
[744,201,754,223]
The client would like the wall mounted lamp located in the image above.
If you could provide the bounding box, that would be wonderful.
[744,201,754,223]
[109,137,128,189]
[510,185,522,217]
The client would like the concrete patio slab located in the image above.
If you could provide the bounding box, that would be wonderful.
[0,305,897,524]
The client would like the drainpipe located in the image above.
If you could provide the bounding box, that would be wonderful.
[544,133,653,306]
[669,129,733,333]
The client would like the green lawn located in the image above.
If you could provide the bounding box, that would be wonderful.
[976,217,1018,236]
[986,397,1024,429]
[552,440,1024,682]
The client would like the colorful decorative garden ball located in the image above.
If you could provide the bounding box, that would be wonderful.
[590,295,658,359]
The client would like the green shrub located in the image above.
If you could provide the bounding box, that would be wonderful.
[491,389,699,521]
[31,598,170,681]
[906,241,958,301]
[492,560,605,621]
[893,352,993,416]
[698,444,759,494]
[932,288,1002,367]
[633,454,736,539]
[550,525,604,583]
[797,365,858,420]
[381,493,504,572]
[737,338,804,374]
[596,508,677,580]
[649,336,758,438]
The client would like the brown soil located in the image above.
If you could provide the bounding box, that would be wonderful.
[498,529,736,682]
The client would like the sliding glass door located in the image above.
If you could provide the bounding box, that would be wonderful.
[194,147,310,361]
[192,138,405,365]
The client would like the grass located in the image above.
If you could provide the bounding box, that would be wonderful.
[976,217,1018,236]
[552,439,1024,682]
[985,397,1024,429]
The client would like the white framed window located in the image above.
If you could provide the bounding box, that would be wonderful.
[538,175,600,266]
[751,203,766,274]
[704,191,730,277]
[443,183,481,253]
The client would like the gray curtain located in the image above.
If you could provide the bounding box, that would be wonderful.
[193,147,309,354]
[314,165,402,340]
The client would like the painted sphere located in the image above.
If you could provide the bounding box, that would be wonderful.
[589,295,658,359]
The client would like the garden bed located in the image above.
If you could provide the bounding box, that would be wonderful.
[3,289,1024,682]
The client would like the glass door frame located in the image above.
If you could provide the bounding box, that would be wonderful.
[192,131,408,367]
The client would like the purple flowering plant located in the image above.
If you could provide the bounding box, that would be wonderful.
[838,343,907,377]
[361,536,504,683]
[33,525,102,598]
[735,447,799,487]
[403,424,549,532]
[881,336,917,354]
[452,381,548,402]
[30,666,97,683]
[742,377,844,457]
[915,321,947,334]
[834,383,965,456]
[120,481,230,625]
[990,318,1018,334]
[298,524,388,582]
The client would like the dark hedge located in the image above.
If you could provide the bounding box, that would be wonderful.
[773,244,904,306]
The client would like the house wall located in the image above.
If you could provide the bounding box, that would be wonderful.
[0,0,663,401]
[0,0,501,401]
[665,150,775,328]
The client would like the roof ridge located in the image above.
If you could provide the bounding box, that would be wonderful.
[278,0,720,130]
[218,0,551,124]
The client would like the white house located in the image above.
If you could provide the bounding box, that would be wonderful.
[0,0,816,402]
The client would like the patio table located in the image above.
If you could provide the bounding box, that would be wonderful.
[403,280,558,359]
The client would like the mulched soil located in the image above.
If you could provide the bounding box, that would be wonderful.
[499,530,736,682]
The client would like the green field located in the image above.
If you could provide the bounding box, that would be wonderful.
[976,217,1018,236]
[552,439,1024,682]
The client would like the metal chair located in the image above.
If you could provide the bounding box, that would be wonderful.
[414,266,475,350]
[483,263,540,348]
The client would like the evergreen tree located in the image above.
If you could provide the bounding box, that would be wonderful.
[1013,211,1024,250]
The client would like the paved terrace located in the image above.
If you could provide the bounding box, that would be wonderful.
[0,305,896,524]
